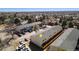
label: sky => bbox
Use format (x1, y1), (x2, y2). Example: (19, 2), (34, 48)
(0, 8), (79, 12)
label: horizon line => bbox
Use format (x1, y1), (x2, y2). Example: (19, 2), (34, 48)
(0, 8), (79, 12)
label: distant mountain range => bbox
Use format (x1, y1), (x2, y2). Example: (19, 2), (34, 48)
(0, 11), (79, 16)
